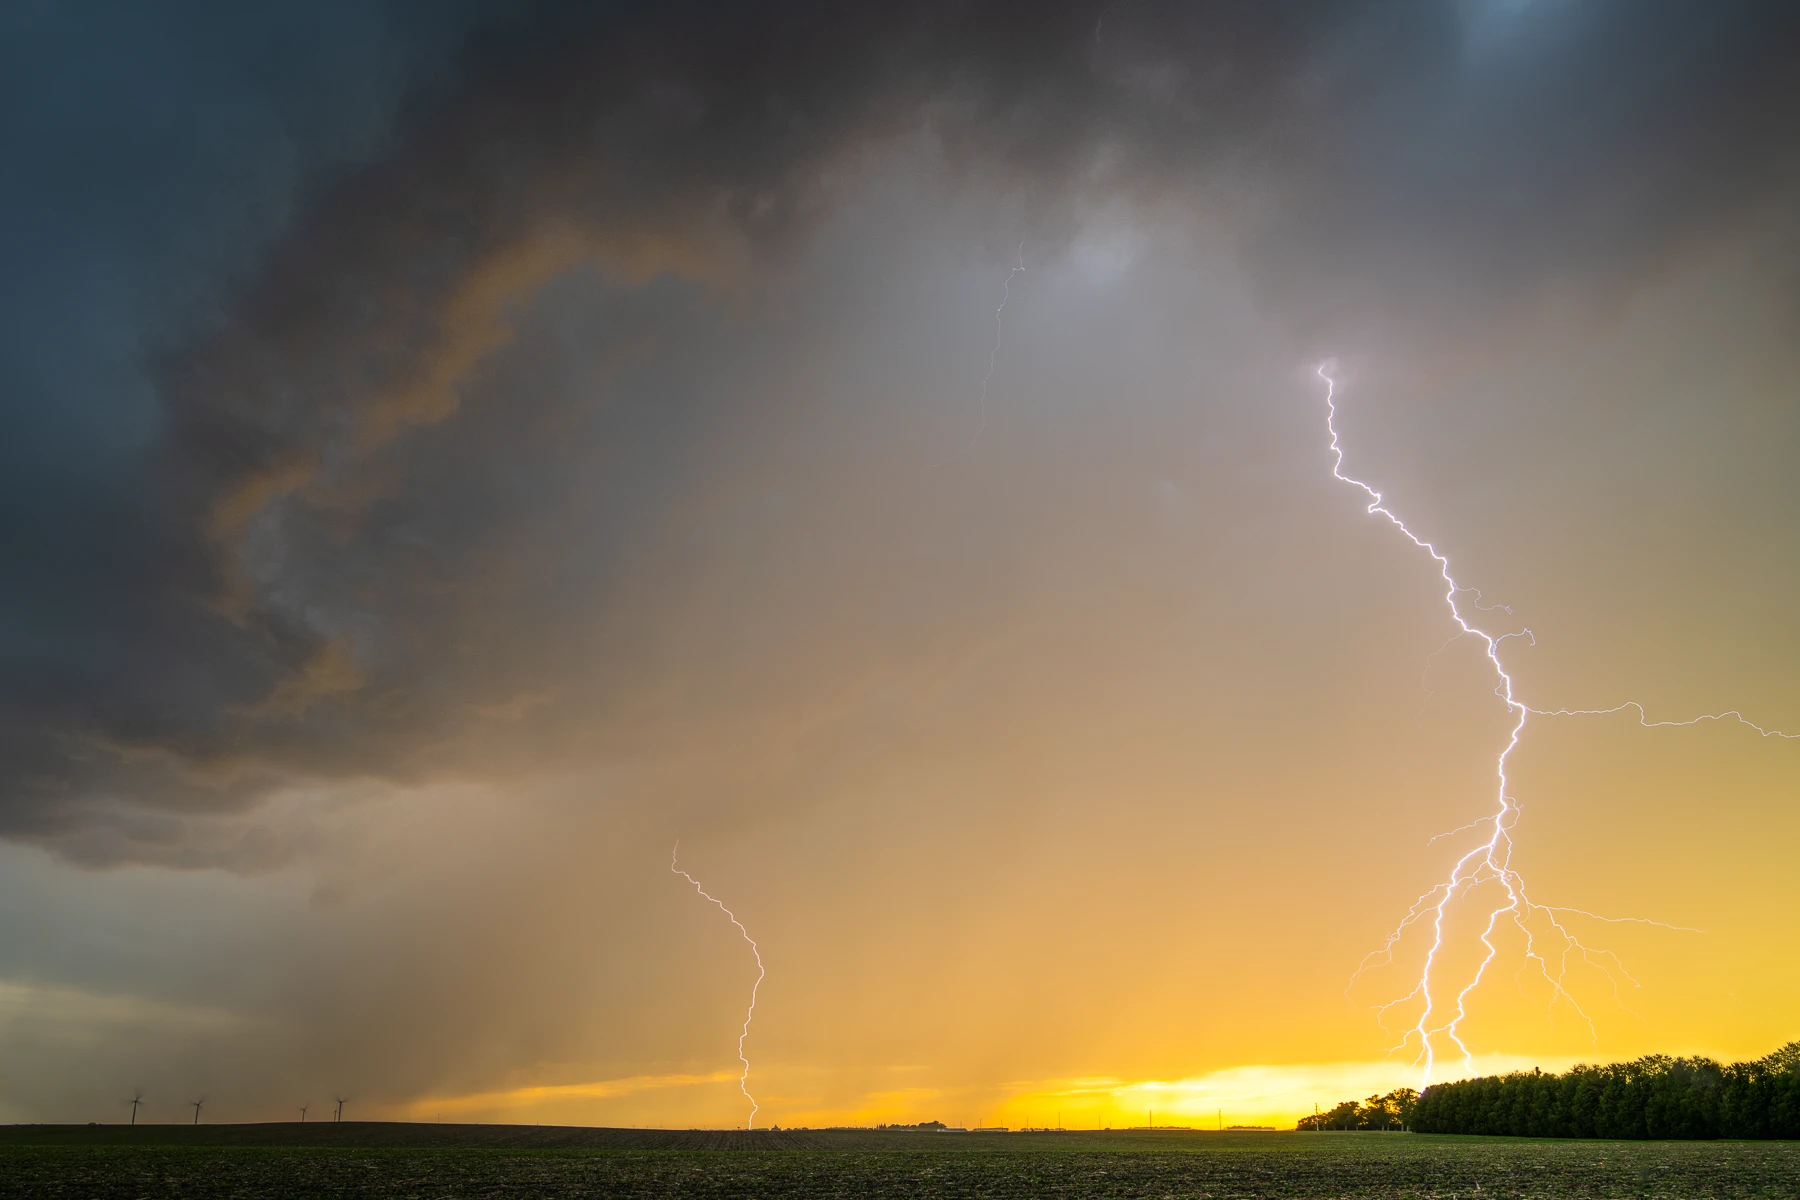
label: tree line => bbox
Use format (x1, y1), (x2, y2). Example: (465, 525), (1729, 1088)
(1295, 1089), (1419, 1131)
(1409, 1042), (1800, 1138)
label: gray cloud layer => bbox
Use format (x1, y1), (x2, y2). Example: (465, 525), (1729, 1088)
(5, 0), (1798, 866)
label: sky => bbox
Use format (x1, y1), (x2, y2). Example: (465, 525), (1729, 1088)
(3, 0), (1798, 1130)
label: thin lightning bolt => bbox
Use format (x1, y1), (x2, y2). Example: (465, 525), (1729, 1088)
(1316, 363), (1792, 1084)
(671, 843), (766, 1128)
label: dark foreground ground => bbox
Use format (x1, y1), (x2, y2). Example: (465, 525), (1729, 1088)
(4, 1123), (1797, 1198)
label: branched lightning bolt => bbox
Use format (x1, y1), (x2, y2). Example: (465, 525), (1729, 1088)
(671, 843), (766, 1128)
(1316, 364), (1792, 1084)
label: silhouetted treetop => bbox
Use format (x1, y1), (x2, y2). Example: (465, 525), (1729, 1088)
(1408, 1042), (1800, 1139)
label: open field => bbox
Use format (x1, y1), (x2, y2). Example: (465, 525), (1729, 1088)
(3, 1124), (1798, 1198)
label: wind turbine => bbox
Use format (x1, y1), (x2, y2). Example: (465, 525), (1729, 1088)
(126, 1093), (143, 1125)
(299, 1105), (308, 1123)
(334, 1097), (346, 1123)
(191, 1098), (204, 1126)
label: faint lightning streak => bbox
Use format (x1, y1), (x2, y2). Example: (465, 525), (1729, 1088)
(1094, 0), (1129, 44)
(671, 843), (766, 1128)
(955, 241), (1026, 458)
(1524, 702), (1797, 739)
(1319, 364), (1792, 1083)
(1539, 907), (1704, 933)
(1426, 816), (1501, 847)
(1415, 631), (1469, 722)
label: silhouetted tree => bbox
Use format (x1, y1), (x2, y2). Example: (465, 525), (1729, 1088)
(1408, 1042), (1800, 1138)
(1295, 1089), (1419, 1131)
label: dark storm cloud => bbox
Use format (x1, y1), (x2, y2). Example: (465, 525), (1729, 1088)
(1204, 0), (1800, 339)
(4, 0), (1797, 865)
(0, 0), (601, 856)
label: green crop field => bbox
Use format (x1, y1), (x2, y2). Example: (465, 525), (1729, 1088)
(3, 1124), (1796, 1198)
